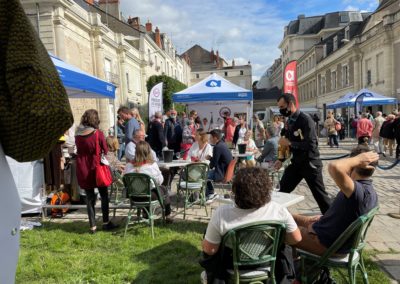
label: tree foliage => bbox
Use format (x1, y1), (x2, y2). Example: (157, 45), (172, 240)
(146, 75), (187, 111)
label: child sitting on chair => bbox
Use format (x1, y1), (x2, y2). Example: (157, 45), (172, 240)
(124, 141), (172, 222)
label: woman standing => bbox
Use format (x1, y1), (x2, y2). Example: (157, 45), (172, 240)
(272, 115), (283, 137)
(324, 113), (339, 148)
(75, 109), (118, 234)
(131, 107), (146, 133)
(186, 129), (213, 162)
(232, 116), (247, 147)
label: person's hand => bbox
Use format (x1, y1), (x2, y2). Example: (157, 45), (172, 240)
(279, 137), (291, 147)
(274, 160), (282, 170)
(356, 152), (379, 169)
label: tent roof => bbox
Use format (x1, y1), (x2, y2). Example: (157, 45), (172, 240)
(327, 89), (397, 109)
(50, 54), (116, 99)
(173, 73), (252, 102)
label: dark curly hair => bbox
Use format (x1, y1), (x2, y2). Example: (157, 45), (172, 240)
(232, 167), (272, 209)
(80, 109), (100, 129)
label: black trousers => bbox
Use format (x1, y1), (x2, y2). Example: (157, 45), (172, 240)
(396, 137), (400, 159)
(280, 161), (331, 214)
(85, 187), (109, 228)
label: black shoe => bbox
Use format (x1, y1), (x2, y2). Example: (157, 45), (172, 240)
(89, 229), (96, 234)
(102, 222), (119, 231)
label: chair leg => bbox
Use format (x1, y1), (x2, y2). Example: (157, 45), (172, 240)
(359, 256), (370, 284)
(124, 209), (132, 237)
(348, 265), (356, 284)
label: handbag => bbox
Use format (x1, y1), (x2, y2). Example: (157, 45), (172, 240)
(95, 131), (113, 187)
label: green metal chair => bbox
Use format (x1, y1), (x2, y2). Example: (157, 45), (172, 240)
(176, 162), (209, 219)
(299, 206), (379, 284)
(122, 173), (165, 238)
(221, 221), (287, 284)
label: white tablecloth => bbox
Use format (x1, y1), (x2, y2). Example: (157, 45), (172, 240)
(216, 192), (304, 208)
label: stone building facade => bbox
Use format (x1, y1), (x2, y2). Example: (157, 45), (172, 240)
(21, 0), (190, 131)
(182, 45), (252, 90)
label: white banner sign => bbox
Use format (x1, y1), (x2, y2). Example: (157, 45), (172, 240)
(148, 82), (163, 119)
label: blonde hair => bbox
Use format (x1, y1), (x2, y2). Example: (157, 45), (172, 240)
(130, 107), (143, 123)
(133, 141), (154, 164)
(106, 136), (119, 152)
(196, 129), (209, 144)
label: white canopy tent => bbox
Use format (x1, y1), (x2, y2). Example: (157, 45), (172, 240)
(173, 73), (253, 129)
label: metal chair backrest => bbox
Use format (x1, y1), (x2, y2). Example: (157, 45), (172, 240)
(123, 173), (158, 203)
(222, 159), (237, 183)
(181, 162), (209, 183)
(318, 206), (379, 264)
(222, 221), (286, 273)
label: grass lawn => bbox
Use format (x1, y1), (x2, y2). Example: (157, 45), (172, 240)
(17, 219), (392, 284)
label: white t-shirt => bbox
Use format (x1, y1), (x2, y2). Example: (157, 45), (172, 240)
(186, 142), (213, 162)
(124, 162), (163, 188)
(205, 201), (297, 245)
(238, 127), (247, 139)
(125, 141), (158, 162)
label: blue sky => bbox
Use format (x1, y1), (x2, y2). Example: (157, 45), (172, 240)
(119, 0), (378, 81)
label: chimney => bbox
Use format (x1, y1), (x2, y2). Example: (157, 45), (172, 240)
(216, 50), (220, 68)
(145, 20), (152, 33)
(86, 0), (94, 4)
(232, 59), (235, 67)
(155, 26), (162, 48)
(98, 0), (121, 20)
(128, 16), (140, 30)
(210, 49), (215, 61)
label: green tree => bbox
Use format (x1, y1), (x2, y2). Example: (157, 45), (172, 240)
(146, 75), (187, 112)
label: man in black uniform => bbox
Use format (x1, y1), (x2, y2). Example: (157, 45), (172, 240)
(274, 93), (331, 214)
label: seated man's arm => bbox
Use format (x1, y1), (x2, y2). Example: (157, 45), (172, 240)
(202, 239), (220, 256)
(285, 228), (302, 245)
(328, 151), (379, 198)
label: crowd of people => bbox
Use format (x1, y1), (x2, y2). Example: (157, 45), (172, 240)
(325, 109), (400, 159)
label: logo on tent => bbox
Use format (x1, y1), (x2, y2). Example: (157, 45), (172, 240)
(206, 80), (221, 87)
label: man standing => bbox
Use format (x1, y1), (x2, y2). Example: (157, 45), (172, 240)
(116, 116), (125, 161)
(357, 113), (373, 144)
(164, 109), (182, 157)
(146, 111), (165, 159)
(275, 93), (331, 214)
(206, 129), (233, 201)
(372, 111), (385, 154)
(117, 106), (140, 145)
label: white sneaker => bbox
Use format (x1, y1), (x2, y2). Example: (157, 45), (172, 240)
(200, 271), (207, 284)
(206, 194), (218, 204)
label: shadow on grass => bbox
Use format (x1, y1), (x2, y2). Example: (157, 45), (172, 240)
(37, 217), (207, 237)
(131, 240), (202, 284)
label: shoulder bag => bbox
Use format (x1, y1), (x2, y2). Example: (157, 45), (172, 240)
(95, 131), (113, 187)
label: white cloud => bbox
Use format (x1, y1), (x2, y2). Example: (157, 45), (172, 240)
(119, 0), (286, 79)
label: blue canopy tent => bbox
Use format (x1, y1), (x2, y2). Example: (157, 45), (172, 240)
(327, 89), (397, 109)
(50, 54), (116, 99)
(173, 73), (253, 129)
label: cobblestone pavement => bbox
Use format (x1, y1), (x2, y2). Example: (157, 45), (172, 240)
(175, 138), (400, 282)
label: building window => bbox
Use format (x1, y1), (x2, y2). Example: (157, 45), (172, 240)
(345, 27), (350, 40)
(331, 71), (337, 90)
(321, 76), (326, 94)
(196, 73), (199, 79)
(376, 52), (384, 83)
(104, 58), (112, 82)
(126, 72), (131, 91)
(333, 36), (338, 51)
(342, 65), (349, 87)
(367, 70), (372, 85)
(240, 70), (244, 75)
(323, 44), (327, 58)
(224, 71), (228, 76)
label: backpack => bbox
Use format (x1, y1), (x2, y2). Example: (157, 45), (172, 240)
(50, 192), (70, 218)
(314, 267), (337, 284)
(335, 122), (342, 131)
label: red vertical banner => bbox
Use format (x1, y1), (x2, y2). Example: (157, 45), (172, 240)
(283, 60), (299, 108)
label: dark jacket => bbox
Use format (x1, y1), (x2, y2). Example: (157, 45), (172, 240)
(164, 118), (182, 153)
(232, 125), (241, 146)
(379, 120), (395, 139)
(393, 118), (400, 141)
(146, 119), (165, 156)
(210, 140), (233, 181)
